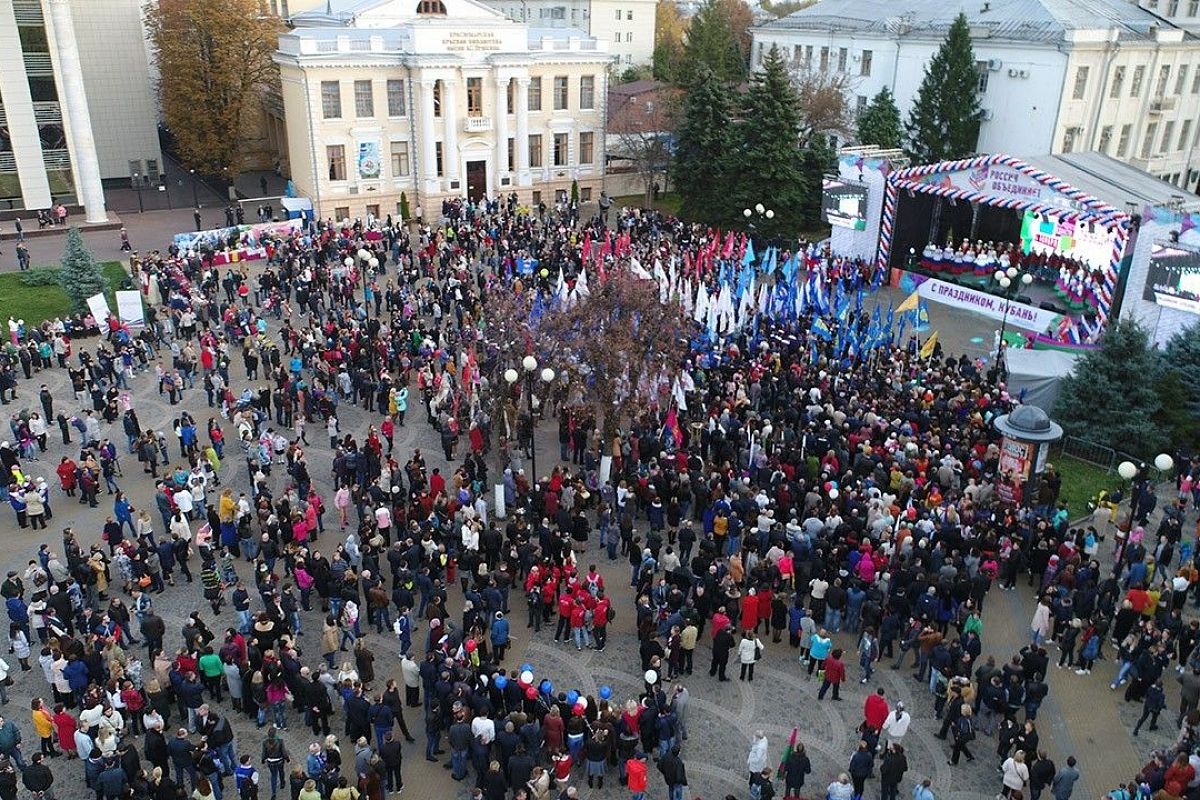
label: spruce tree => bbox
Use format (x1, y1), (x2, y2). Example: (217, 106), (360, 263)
(58, 227), (108, 313)
(1054, 321), (1166, 454)
(681, 0), (746, 85)
(673, 65), (733, 225)
(857, 87), (903, 149)
(904, 13), (981, 163)
(734, 45), (806, 235)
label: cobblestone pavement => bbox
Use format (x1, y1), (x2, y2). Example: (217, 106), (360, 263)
(0, 256), (1163, 800)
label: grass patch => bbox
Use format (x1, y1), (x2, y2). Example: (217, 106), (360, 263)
(1055, 453), (1119, 521)
(0, 261), (130, 326)
(614, 192), (682, 215)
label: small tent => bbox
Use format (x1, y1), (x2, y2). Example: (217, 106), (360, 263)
(1002, 349), (1080, 410)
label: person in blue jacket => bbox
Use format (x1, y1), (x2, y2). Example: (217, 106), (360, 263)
(490, 612), (510, 662)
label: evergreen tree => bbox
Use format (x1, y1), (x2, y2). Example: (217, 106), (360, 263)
(733, 45), (807, 235)
(904, 13), (981, 163)
(681, 0), (746, 85)
(673, 65), (733, 225)
(1054, 321), (1166, 455)
(857, 87), (902, 149)
(58, 227), (108, 313)
(1163, 319), (1200, 412)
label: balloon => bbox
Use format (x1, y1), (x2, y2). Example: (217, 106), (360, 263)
(521, 663), (534, 674)
(644, 669), (658, 684)
(573, 703), (585, 716)
(829, 488), (840, 499)
(539, 269), (549, 278)
(540, 680), (553, 695)
(566, 690), (579, 705)
(495, 675), (508, 689)
(823, 481), (832, 492)
(525, 686), (537, 700)
(519, 670), (533, 685)
(577, 696), (588, 709)
(599, 686), (613, 700)
(465, 639), (476, 652)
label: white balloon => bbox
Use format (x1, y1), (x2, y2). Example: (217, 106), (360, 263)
(828, 488), (839, 499)
(1155, 453), (1175, 472)
(519, 670), (533, 684)
(577, 696), (588, 709)
(644, 670), (658, 684)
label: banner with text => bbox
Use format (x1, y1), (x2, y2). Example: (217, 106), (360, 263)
(914, 275), (1063, 332)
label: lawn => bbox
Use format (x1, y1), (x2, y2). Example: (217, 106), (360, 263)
(0, 261), (130, 326)
(1054, 453), (1119, 522)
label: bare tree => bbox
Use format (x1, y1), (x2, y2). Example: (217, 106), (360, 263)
(609, 86), (681, 205)
(788, 62), (856, 146)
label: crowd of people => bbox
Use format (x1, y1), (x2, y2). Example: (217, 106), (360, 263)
(0, 193), (1190, 800)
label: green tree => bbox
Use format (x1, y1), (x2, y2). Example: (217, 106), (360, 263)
(58, 227), (108, 313)
(904, 13), (981, 163)
(399, 191), (411, 221)
(732, 46), (807, 235)
(652, 0), (687, 83)
(681, 0), (748, 85)
(857, 87), (903, 149)
(1054, 321), (1166, 455)
(1163, 319), (1200, 413)
(673, 65), (733, 225)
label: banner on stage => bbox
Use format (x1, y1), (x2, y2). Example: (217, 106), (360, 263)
(912, 274), (1062, 332)
(86, 292), (111, 324)
(116, 290), (145, 328)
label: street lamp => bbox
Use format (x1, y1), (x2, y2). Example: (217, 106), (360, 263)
(994, 267), (1033, 349)
(506, 355), (555, 483)
(189, 168), (199, 207)
(131, 172), (144, 213)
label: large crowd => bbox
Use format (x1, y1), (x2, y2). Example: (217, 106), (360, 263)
(0, 194), (1195, 800)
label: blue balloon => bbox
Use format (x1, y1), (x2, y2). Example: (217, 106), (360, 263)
(521, 663), (534, 674)
(566, 690), (580, 705)
(599, 686), (613, 700)
(494, 675), (508, 689)
(540, 680), (553, 695)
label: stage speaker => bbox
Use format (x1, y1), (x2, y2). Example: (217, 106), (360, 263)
(1038, 301), (1066, 314)
(1016, 295), (1033, 305)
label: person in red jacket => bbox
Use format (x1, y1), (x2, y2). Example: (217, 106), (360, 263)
(741, 588), (759, 633)
(756, 587), (773, 636)
(819, 648), (847, 701)
(554, 591), (574, 643)
(570, 598), (589, 650)
(626, 751), (649, 800)
(863, 687), (890, 733)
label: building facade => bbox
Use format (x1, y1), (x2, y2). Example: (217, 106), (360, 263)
(751, 0), (1200, 192)
(0, 0), (160, 220)
(276, 0), (612, 222)
(481, 0), (657, 66)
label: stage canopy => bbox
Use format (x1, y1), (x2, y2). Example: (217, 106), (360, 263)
(1002, 348), (1081, 410)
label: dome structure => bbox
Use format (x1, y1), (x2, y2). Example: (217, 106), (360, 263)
(993, 404), (1063, 442)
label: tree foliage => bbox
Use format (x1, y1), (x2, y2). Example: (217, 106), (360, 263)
(681, 0), (751, 85)
(904, 13), (981, 163)
(673, 65), (733, 226)
(857, 87), (903, 149)
(653, 0), (687, 83)
(58, 227), (108, 314)
(146, 0), (281, 177)
(760, 0), (817, 16)
(1054, 321), (1167, 455)
(612, 87), (679, 206)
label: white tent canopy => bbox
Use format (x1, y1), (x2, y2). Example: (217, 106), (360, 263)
(1002, 349), (1081, 411)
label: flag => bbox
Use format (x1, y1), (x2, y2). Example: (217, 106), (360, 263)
(919, 330), (939, 359)
(664, 407), (683, 447)
(896, 290), (919, 314)
(811, 317), (833, 341)
(916, 298), (931, 331)
(779, 728), (799, 775)
(742, 237), (756, 267)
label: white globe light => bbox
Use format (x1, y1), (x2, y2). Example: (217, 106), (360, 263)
(994, 270), (1005, 282)
(1117, 460), (1138, 480)
(743, 208), (752, 218)
(755, 203), (765, 214)
(541, 367), (555, 383)
(1021, 273), (1033, 285)
(765, 209), (775, 219)
(1155, 453), (1175, 472)
(504, 368), (519, 384)
(999, 277), (1011, 289)
(522, 355), (538, 372)
(1006, 266), (1018, 279)
(343, 257), (354, 267)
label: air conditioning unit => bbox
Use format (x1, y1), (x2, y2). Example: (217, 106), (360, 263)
(980, 109), (995, 120)
(1008, 68), (1019, 77)
(987, 58), (1002, 71)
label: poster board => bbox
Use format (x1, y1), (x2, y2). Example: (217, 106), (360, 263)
(86, 292), (111, 324)
(115, 290), (145, 328)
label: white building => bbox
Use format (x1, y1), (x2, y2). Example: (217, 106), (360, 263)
(461, 0), (656, 66)
(752, 0), (1200, 192)
(275, 0), (613, 221)
(0, 0), (160, 221)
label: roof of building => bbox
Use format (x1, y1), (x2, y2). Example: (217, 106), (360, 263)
(757, 0), (1187, 43)
(607, 81), (681, 133)
(1020, 152), (1200, 211)
(609, 79), (667, 97)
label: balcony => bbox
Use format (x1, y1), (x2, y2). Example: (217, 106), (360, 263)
(33, 102), (60, 124)
(463, 116), (493, 132)
(1150, 96), (1178, 114)
(23, 52), (53, 77)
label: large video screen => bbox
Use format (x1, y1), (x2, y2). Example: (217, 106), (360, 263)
(822, 179), (868, 230)
(1143, 243), (1200, 315)
(1019, 210), (1113, 268)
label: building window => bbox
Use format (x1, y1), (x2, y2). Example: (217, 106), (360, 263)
(434, 141), (444, 176)
(1110, 66), (1124, 98)
(1072, 66), (1088, 99)
(580, 76), (595, 109)
(416, 0), (447, 13)
(1117, 123), (1132, 156)
(467, 77), (483, 117)
(529, 134), (543, 167)
(528, 77), (542, 111)
(804, 45), (813, 66)
(1157, 65), (1171, 97)
(506, 79), (515, 114)
(615, 8), (621, 18)
(1178, 65), (1190, 94)
(819, 47), (828, 71)
(1062, 127), (1078, 153)
(856, 95), (867, 115)
(1169, 0), (1180, 13)
(627, 31), (633, 42)
(354, 80), (374, 117)
(553, 133), (568, 166)
(837, 47), (847, 72)
(1182, 120), (1193, 150)
(327, 145), (346, 181)
(1193, 69), (1200, 93)
(860, 49), (872, 76)
(553, 76), (568, 110)
(334, 206), (350, 221)
(321, 81), (342, 119)
(1163, 120), (1176, 151)
(581, 187), (592, 201)
(1191, 0), (1199, 14)
(1099, 125), (1113, 153)
(1131, 65), (1145, 97)
(793, 44), (801, 61)
(433, 80), (442, 117)
(507, 138), (515, 170)
(386, 79), (406, 116)
(976, 62), (989, 93)
(579, 131), (594, 164)
(627, 9), (632, 19)
(366, 204), (380, 219)
(390, 141), (410, 177)
(1141, 122), (1158, 158)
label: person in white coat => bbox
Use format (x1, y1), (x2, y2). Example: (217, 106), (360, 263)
(747, 730), (769, 783)
(738, 632), (763, 682)
(1002, 750), (1030, 798)
(881, 701), (912, 746)
(1030, 599), (1051, 646)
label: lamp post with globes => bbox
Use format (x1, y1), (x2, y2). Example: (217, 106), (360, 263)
(742, 203), (775, 243)
(505, 355), (555, 484)
(994, 266), (1033, 350)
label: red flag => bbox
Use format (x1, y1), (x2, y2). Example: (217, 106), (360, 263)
(665, 407), (682, 447)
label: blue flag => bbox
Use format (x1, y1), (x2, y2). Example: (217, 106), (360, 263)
(742, 239), (756, 267)
(916, 298), (931, 331)
(811, 317), (833, 341)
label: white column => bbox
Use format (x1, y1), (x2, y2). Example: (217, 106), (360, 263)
(515, 78), (530, 184)
(0, 2), (51, 210)
(495, 77), (509, 182)
(46, 0), (106, 222)
(418, 79), (438, 191)
(442, 79), (459, 184)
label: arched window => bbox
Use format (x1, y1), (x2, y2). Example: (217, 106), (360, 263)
(417, 0), (447, 14)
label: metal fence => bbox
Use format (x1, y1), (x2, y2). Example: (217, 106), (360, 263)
(1052, 435), (1170, 481)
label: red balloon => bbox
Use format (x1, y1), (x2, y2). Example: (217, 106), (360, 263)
(823, 481), (832, 492)
(465, 639), (477, 652)
(573, 704), (585, 716)
(525, 686), (538, 700)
